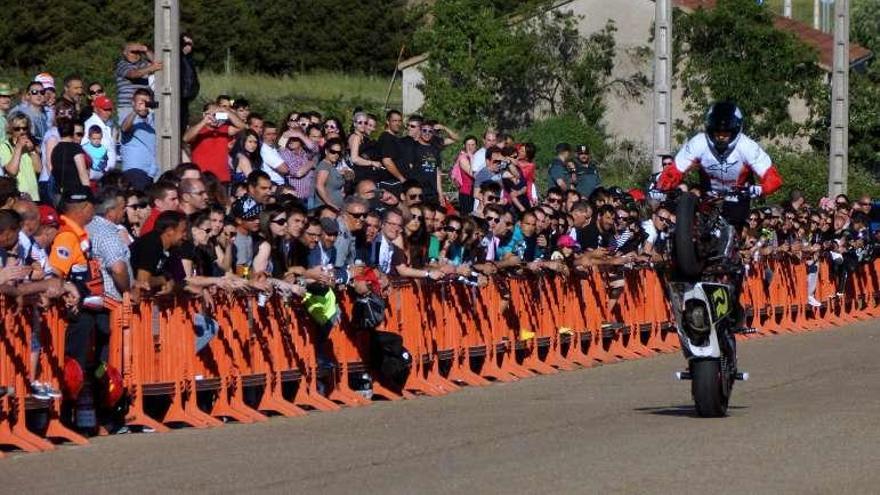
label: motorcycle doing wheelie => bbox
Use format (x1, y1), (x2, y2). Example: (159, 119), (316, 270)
(667, 189), (752, 417)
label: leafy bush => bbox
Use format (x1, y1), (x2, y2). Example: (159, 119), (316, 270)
(769, 147), (880, 202)
(516, 113), (605, 191)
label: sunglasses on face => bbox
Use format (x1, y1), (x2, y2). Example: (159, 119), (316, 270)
(408, 124), (420, 128)
(486, 216), (501, 224)
(324, 124), (337, 130)
(420, 128), (434, 133)
(547, 198), (561, 204)
(271, 218), (287, 226)
(326, 148), (342, 154)
(29, 89), (46, 95)
(407, 193), (423, 200)
(12, 126), (28, 132)
(485, 195), (499, 202)
(444, 225), (461, 233)
(74, 132), (84, 137)
(347, 211), (367, 219)
(355, 120), (366, 125)
(410, 214), (423, 220)
(89, 89), (104, 96)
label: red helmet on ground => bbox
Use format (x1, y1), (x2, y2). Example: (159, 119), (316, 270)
(99, 364), (124, 408)
(62, 357), (84, 400)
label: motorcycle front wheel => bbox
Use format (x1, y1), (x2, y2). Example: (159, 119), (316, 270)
(691, 358), (729, 417)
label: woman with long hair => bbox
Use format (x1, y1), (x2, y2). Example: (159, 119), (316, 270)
(229, 129), (262, 182)
(517, 142), (538, 204)
(323, 117), (345, 141)
(123, 189), (150, 240)
(452, 135), (478, 215)
(399, 204), (430, 268)
(252, 205), (289, 278)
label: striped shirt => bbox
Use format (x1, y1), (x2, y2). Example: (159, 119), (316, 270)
(115, 57), (151, 108)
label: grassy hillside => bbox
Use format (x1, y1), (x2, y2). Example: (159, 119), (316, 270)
(196, 70), (402, 125)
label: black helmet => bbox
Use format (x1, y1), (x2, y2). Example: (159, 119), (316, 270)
(705, 101), (743, 154)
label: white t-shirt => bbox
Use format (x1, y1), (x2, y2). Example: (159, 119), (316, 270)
(471, 147), (488, 176)
(260, 143), (287, 185)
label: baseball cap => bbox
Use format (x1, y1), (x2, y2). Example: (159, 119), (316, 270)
(34, 72), (55, 90)
(93, 95), (114, 110)
(575, 144), (590, 154)
(61, 186), (96, 205)
(0, 82), (15, 97)
(39, 205), (59, 227)
(231, 196), (263, 220)
(319, 217), (339, 236)
(556, 234), (580, 249)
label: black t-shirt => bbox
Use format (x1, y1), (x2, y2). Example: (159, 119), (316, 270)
(396, 136), (418, 172)
(407, 141), (442, 200)
(51, 141), (87, 195)
(287, 238), (311, 269)
(359, 131), (399, 184)
(577, 223), (614, 251)
(130, 231), (169, 278)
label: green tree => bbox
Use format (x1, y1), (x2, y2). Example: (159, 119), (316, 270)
(415, 1), (635, 131)
(847, 0), (880, 173)
(671, 0), (823, 140)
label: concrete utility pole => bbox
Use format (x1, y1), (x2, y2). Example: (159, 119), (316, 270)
(784, 0), (793, 17)
(813, 0), (821, 29)
(154, 0), (180, 173)
(653, 0), (673, 173)
(828, 0), (849, 196)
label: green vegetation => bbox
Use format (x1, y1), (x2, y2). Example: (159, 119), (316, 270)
(672, 0), (824, 141)
(763, 0), (821, 25)
(414, 0), (646, 132)
(196, 70), (401, 125)
(0, 0), (421, 76)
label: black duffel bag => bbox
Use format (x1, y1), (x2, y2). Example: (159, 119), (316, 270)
(369, 331), (412, 390)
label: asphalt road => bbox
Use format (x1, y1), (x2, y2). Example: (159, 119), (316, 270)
(3, 321), (880, 495)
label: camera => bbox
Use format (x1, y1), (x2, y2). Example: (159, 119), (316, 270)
(146, 100), (159, 109)
(214, 112), (228, 121)
(498, 160), (510, 169)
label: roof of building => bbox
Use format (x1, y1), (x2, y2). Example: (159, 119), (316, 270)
(673, 0), (872, 69)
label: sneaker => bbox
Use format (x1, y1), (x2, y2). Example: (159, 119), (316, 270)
(808, 296), (822, 308)
(40, 381), (62, 399)
(29, 381), (51, 401)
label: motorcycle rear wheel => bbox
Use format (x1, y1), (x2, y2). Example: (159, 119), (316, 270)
(691, 358), (729, 417)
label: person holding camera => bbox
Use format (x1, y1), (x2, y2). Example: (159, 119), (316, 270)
(1, 114), (42, 201)
(120, 89), (159, 191)
(183, 102), (246, 184)
(115, 42), (163, 123)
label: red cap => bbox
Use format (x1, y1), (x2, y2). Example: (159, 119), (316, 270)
(353, 267), (381, 294)
(93, 95), (113, 110)
(628, 188), (646, 202)
(39, 205), (59, 226)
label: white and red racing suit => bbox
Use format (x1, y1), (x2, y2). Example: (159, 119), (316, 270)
(657, 132), (783, 197)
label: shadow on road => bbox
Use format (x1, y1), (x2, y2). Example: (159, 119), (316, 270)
(633, 404), (748, 418)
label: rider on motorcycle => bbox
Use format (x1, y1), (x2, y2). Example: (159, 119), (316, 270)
(656, 101), (783, 226)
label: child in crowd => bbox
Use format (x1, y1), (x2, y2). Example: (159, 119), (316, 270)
(82, 125), (109, 183)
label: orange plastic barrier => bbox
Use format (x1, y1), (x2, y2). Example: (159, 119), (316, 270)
(2, 257), (879, 455)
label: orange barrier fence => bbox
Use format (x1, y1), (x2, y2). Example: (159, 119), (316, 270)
(2, 257), (879, 454)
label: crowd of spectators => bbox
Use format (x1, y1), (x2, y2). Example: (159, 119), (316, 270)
(0, 39), (877, 432)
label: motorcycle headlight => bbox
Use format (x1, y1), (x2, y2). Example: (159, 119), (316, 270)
(684, 301), (710, 333)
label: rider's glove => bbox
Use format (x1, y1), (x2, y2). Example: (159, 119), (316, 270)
(748, 185), (763, 199)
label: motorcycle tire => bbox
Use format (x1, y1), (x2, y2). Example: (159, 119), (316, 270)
(691, 358), (729, 417)
(674, 192), (703, 279)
